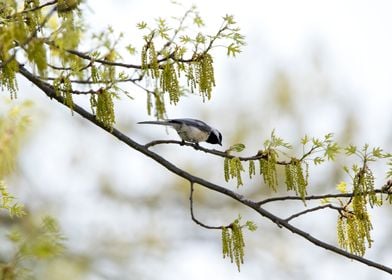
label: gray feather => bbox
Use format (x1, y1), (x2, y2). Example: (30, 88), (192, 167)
(137, 120), (172, 126)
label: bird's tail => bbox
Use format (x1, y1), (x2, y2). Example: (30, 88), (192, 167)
(137, 120), (171, 126)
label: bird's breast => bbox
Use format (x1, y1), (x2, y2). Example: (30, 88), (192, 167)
(175, 125), (209, 142)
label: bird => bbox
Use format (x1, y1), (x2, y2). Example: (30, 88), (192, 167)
(138, 118), (222, 146)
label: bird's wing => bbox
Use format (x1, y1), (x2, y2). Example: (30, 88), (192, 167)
(167, 118), (211, 133)
(137, 120), (172, 126)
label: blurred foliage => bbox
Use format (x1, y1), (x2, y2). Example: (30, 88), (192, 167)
(0, 181), (25, 218)
(1, 216), (66, 280)
(0, 100), (31, 178)
(0, 101), (70, 279)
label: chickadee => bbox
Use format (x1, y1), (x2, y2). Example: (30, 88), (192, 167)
(138, 118), (222, 146)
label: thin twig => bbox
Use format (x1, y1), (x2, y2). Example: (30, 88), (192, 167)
(39, 75), (142, 84)
(189, 182), (224, 230)
(257, 189), (388, 206)
(284, 204), (343, 222)
(18, 0), (57, 14)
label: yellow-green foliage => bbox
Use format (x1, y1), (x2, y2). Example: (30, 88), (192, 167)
(195, 53), (215, 101)
(0, 59), (19, 99)
(141, 41), (159, 79)
(0, 101), (31, 177)
(284, 159), (309, 200)
(0, 181), (25, 218)
(1, 216), (65, 279)
(222, 219), (245, 272)
(90, 64), (100, 83)
(337, 211), (373, 256)
(224, 157), (244, 187)
(353, 166), (377, 207)
(55, 12), (81, 49)
(57, 0), (80, 13)
(53, 76), (74, 111)
(154, 90), (166, 120)
(90, 89), (115, 129)
(27, 38), (47, 76)
(259, 150), (278, 191)
(160, 62), (180, 104)
(186, 54), (216, 101)
(248, 160), (256, 179)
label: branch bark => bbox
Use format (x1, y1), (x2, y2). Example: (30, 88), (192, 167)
(17, 64), (392, 275)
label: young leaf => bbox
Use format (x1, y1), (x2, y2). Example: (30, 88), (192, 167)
(227, 143), (246, 153)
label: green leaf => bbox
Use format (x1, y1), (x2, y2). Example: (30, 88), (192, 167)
(195, 32), (206, 44)
(245, 220), (257, 231)
(300, 134), (309, 145)
(180, 35), (191, 43)
(372, 147), (384, 158)
(193, 15), (204, 27)
(345, 144), (357, 155)
(324, 142), (340, 160)
(313, 157), (324, 165)
(227, 143), (246, 153)
(223, 14), (235, 24)
(227, 43), (241, 57)
(324, 133), (334, 141)
(312, 138), (323, 148)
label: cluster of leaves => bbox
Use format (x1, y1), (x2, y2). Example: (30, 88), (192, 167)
(140, 10), (244, 118)
(222, 132), (334, 199)
(221, 216), (257, 271)
(0, 100), (66, 279)
(1, 1), (244, 130)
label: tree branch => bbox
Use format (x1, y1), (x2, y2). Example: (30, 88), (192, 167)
(18, 0), (58, 14)
(144, 139), (290, 164)
(17, 64), (392, 275)
(257, 189), (389, 206)
(284, 204), (343, 222)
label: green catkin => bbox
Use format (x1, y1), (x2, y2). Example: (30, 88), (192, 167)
(224, 158), (230, 182)
(249, 160), (255, 179)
